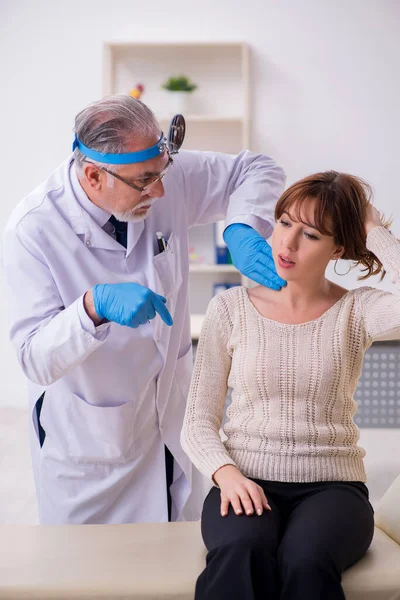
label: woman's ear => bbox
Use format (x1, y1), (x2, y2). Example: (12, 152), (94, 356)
(331, 246), (345, 261)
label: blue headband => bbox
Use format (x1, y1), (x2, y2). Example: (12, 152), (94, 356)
(72, 132), (167, 165)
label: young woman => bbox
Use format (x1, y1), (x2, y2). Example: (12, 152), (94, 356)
(181, 170), (398, 600)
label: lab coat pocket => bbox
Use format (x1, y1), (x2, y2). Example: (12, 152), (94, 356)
(66, 394), (135, 466)
(153, 232), (183, 314)
(152, 232), (183, 344)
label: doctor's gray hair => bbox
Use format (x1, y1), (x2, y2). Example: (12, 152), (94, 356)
(73, 95), (161, 178)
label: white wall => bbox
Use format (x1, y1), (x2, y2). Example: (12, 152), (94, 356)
(1, 0), (399, 407)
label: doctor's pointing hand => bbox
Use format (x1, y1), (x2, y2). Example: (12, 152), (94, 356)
(84, 283), (174, 328)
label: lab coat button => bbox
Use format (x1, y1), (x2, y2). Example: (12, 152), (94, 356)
(85, 239), (91, 247)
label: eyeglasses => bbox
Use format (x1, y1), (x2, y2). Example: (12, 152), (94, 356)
(84, 154), (173, 194)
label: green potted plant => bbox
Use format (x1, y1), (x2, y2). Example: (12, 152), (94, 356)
(161, 75), (198, 114)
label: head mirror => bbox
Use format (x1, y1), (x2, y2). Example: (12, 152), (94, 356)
(167, 114), (186, 154)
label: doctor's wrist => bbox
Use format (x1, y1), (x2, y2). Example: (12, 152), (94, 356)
(83, 289), (104, 327)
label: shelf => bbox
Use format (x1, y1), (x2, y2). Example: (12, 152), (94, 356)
(105, 41), (247, 50)
(103, 42), (250, 136)
(189, 264), (239, 273)
(190, 314), (205, 340)
(158, 115), (245, 123)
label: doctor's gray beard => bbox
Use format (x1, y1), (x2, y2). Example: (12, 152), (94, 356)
(113, 197), (159, 223)
(113, 210), (147, 223)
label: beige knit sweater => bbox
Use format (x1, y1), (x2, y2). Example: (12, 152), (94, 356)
(181, 226), (400, 483)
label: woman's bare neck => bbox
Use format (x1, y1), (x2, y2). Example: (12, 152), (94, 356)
(247, 280), (349, 323)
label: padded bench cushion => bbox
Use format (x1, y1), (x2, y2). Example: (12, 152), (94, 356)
(0, 522), (204, 599)
(375, 474), (400, 546)
(0, 522), (399, 599)
(342, 528), (400, 600)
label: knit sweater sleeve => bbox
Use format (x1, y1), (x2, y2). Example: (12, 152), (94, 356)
(180, 294), (237, 480)
(356, 226), (400, 342)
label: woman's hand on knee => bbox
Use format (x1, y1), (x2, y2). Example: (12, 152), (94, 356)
(213, 465), (272, 517)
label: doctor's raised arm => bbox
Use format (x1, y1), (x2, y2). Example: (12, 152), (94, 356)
(2, 95), (285, 526)
(175, 148), (287, 290)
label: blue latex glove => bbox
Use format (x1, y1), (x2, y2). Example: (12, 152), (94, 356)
(93, 282), (173, 328)
(224, 224), (286, 290)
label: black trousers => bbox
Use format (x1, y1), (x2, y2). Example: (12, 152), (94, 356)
(196, 479), (374, 600)
(36, 395), (174, 521)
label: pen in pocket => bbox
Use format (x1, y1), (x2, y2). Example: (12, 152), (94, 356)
(156, 231), (167, 253)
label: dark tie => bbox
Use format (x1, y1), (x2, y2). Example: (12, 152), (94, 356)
(108, 215), (128, 248)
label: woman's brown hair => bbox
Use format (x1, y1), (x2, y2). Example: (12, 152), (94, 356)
(274, 171), (391, 280)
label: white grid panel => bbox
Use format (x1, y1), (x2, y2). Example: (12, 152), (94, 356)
(354, 342), (400, 428)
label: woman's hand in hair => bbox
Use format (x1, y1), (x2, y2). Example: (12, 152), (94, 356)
(212, 464), (272, 517)
(365, 203), (383, 235)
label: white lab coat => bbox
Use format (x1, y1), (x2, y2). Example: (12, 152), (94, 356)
(3, 149), (285, 524)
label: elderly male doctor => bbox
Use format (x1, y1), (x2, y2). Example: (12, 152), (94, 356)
(3, 95), (286, 525)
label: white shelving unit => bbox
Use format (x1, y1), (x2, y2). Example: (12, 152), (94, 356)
(103, 41), (251, 339)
